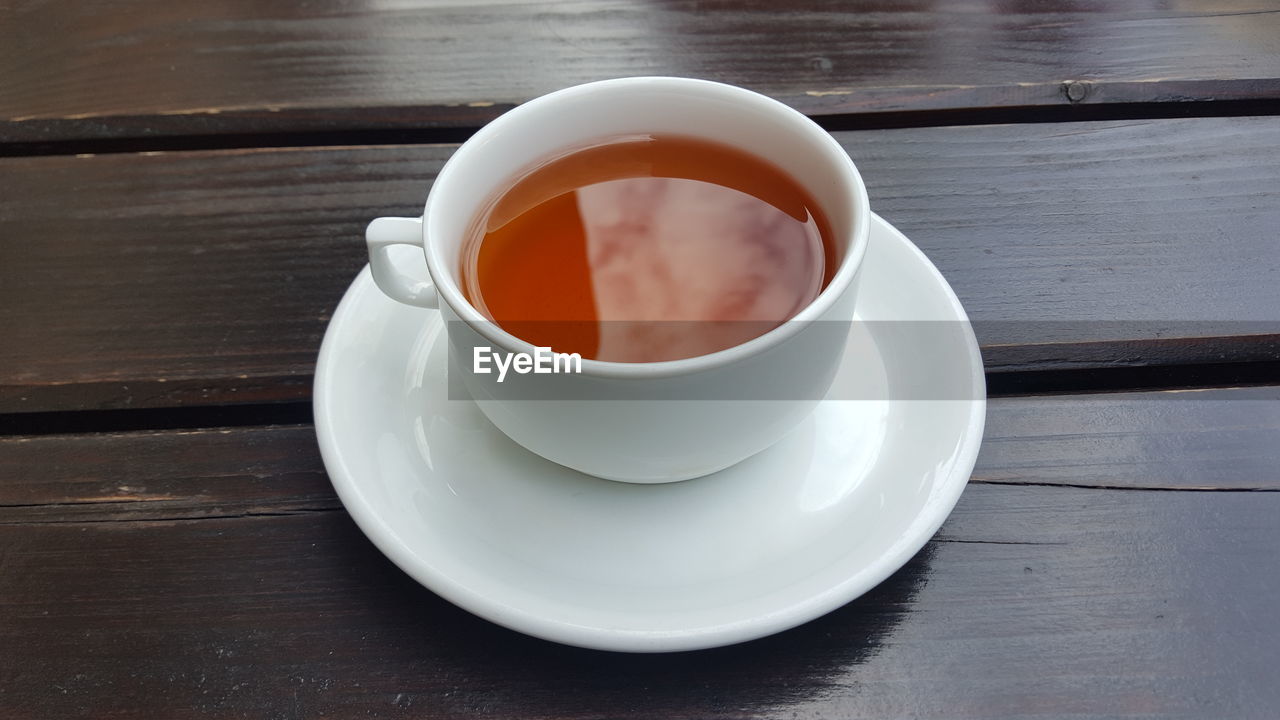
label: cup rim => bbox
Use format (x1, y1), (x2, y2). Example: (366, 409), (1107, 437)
(422, 76), (870, 380)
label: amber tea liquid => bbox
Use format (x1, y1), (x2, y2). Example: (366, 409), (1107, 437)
(460, 135), (837, 362)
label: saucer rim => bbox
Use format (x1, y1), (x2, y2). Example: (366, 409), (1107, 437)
(314, 212), (986, 652)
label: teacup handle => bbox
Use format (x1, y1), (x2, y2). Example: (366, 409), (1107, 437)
(365, 216), (439, 309)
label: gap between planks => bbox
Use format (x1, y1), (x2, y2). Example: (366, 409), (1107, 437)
(4, 93), (1280, 159)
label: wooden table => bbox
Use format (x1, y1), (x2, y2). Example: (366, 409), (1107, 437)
(3, 2), (1279, 716)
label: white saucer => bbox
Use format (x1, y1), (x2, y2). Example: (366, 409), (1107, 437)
(314, 213), (985, 653)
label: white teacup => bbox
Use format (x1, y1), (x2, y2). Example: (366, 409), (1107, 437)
(366, 77), (870, 483)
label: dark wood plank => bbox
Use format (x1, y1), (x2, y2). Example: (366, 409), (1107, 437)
(2, 387), (1276, 526)
(1, 435), (1277, 717)
(3, 1), (1280, 144)
(977, 386), (1280, 490)
(0, 425), (332, 519)
(2, 117), (1279, 412)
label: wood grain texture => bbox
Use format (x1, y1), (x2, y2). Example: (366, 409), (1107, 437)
(2, 1), (1280, 143)
(2, 387), (1276, 522)
(0, 425), (331, 520)
(976, 386), (1280, 490)
(1, 417), (1277, 717)
(2, 117), (1278, 412)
